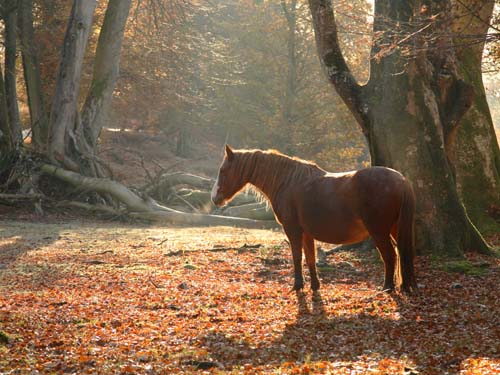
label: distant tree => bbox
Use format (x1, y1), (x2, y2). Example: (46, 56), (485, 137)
(200, 0), (370, 170)
(0, 0), (276, 227)
(0, 60), (13, 155)
(3, 0), (22, 145)
(19, 0), (50, 150)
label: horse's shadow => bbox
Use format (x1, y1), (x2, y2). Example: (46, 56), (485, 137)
(200, 289), (499, 374)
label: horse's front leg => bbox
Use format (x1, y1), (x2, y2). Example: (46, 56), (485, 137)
(285, 229), (304, 291)
(303, 233), (320, 291)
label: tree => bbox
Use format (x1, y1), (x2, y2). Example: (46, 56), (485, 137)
(451, 1), (500, 234)
(47, 0), (97, 170)
(43, 0), (132, 177)
(19, 0), (50, 151)
(80, 0), (132, 150)
(3, 0), (22, 145)
(0, 61), (13, 154)
(201, 0), (369, 170)
(0, 0), (278, 228)
(307, 0), (498, 255)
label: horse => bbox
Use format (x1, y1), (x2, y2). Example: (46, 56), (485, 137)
(211, 145), (417, 293)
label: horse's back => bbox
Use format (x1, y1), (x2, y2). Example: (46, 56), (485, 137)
(350, 166), (407, 207)
(294, 166), (406, 244)
(348, 167), (407, 232)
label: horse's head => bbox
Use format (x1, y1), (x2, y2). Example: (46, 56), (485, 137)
(211, 145), (246, 207)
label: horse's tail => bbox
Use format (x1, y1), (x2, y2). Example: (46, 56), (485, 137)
(397, 178), (417, 293)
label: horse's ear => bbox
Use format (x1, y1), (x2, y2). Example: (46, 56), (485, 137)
(225, 144), (234, 161)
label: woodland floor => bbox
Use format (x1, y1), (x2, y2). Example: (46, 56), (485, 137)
(0, 218), (499, 375)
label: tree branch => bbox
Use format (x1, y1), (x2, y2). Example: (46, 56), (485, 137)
(308, 0), (369, 133)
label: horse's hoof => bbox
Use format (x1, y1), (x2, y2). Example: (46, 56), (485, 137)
(401, 284), (416, 295)
(292, 282), (304, 291)
(311, 281), (320, 291)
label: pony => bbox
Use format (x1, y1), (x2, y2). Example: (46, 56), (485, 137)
(211, 145), (417, 293)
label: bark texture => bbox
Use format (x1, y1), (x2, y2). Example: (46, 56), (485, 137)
(19, 0), (49, 150)
(80, 0), (132, 149)
(4, 0), (22, 145)
(48, 0), (97, 168)
(0, 61), (13, 153)
(451, 0), (500, 234)
(281, 0), (298, 131)
(308, 0), (492, 255)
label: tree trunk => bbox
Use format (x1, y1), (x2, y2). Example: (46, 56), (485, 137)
(451, 0), (500, 235)
(4, 0), (22, 145)
(222, 202), (275, 221)
(0, 61), (14, 154)
(18, 0), (49, 151)
(80, 0), (132, 149)
(176, 127), (189, 157)
(308, 0), (491, 256)
(48, 0), (96, 168)
(281, 0), (298, 134)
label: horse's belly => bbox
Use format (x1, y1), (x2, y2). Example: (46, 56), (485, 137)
(312, 222), (369, 244)
(301, 211), (369, 245)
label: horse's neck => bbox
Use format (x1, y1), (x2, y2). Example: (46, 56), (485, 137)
(245, 154), (309, 201)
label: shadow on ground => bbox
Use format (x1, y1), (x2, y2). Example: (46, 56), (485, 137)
(202, 271), (500, 374)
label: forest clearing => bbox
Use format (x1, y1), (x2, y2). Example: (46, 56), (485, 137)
(1, 0), (500, 374)
(0, 219), (499, 374)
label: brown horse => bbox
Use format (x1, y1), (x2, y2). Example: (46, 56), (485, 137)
(211, 145), (417, 293)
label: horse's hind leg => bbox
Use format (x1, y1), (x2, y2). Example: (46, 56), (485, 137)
(302, 233), (320, 291)
(372, 235), (397, 292)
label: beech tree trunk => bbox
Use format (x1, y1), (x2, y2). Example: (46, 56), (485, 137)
(18, 0), (49, 151)
(451, 0), (500, 234)
(281, 0), (298, 132)
(80, 0), (132, 149)
(48, 0), (96, 169)
(4, 0), (22, 145)
(308, 0), (492, 256)
(0, 61), (13, 153)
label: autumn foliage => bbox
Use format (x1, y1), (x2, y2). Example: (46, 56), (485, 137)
(0, 219), (499, 374)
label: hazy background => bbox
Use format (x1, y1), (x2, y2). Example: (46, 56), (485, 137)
(21, 0), (500, 182)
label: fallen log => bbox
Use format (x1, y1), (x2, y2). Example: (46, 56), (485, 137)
(129, 211), (278, 229)
(175, 189), (214, 211)
(145, 172), (213, 195)
(225, 192), (259, 207)
(0, 193), (43, 200)
(165, 188), (261, 213)
(222, 202), (274, 221)
(41, 164), (279, 229)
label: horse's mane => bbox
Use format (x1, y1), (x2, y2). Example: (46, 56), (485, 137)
(234, 149), (325, 201)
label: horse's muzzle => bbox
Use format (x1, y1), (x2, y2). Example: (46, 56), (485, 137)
(211, 195), (221, 206)
(211, 194), (226, 207)
(211, 180), (225, 207)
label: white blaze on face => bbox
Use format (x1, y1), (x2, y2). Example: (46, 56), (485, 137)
(211, 175), (220, 202)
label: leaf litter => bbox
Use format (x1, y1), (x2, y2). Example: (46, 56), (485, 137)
(0, 219), (499, 374)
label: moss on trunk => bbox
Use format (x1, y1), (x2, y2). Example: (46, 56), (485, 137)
(365, 46), (491, 256)
(454, 51), (500, 235)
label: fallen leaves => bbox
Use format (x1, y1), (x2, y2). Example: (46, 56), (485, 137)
(0, 219), (499, 374)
